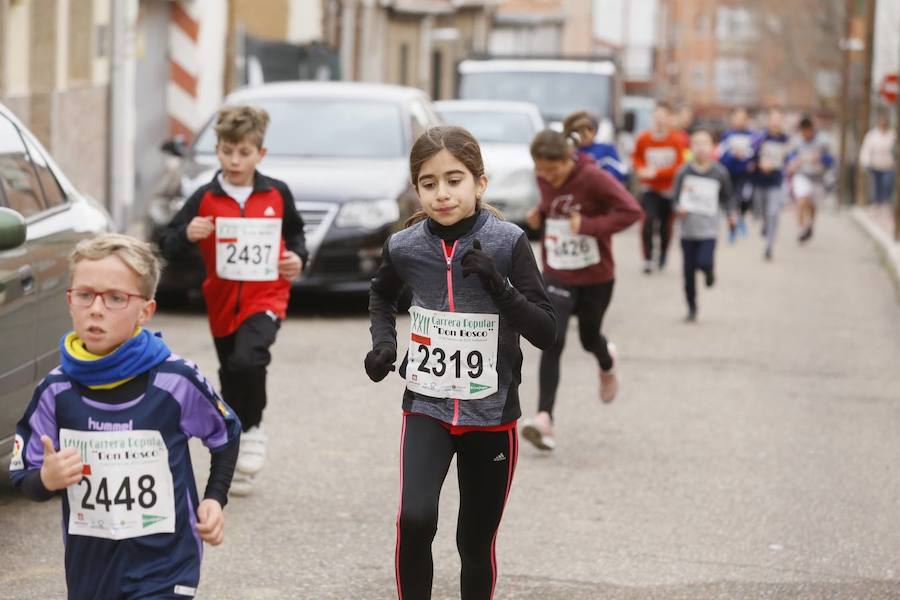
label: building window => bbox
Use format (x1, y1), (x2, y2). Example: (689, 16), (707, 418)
(715, 7), (757, 42)
(399, 43), (409, 86)
(696, 14), (709, 34)
(715, 57), (756, 104)
(431, 49), (443, 99)
(691, 62), (707, 87)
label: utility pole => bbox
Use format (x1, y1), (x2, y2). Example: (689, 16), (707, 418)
(857, 0), (877, 206)
(895, 12), (900, 241)
(837, 0), (853, 206)
(108, 0), (137, 232)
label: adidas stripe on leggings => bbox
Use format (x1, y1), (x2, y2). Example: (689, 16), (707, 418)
(396, 414), (518, 600)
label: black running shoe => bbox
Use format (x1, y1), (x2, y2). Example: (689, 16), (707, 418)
(704, 269), (715, 288)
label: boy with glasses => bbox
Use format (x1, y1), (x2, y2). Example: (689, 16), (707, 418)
(10, 233), (240, 599)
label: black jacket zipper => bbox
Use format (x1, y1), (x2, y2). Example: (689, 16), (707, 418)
(234, 202), (245, 315)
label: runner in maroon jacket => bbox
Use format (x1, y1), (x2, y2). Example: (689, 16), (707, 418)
(522, 129), (643, 451)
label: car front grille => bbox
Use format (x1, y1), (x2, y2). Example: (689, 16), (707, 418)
(314, 253), (361, 275)
(298, 203), (336, 236)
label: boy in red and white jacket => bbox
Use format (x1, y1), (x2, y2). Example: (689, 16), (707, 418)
(162, 105), (307, 495)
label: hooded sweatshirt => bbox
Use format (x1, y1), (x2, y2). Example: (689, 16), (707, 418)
(535, 154), (643, 287)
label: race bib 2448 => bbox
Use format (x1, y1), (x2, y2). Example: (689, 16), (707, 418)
(61, 429), (176, 541)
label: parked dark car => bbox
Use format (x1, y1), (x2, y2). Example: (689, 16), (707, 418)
(0, 103), (113, 463)
(146, 82), (443, 297)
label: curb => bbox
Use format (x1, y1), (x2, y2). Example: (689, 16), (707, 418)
(851, 207), (900, 296)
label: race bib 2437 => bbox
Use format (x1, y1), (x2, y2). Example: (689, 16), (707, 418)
(215, 217), (281, 281)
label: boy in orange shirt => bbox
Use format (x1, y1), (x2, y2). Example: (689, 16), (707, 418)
(632, 101), (687, 274)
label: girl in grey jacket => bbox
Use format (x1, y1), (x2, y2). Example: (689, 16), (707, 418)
(366, 126), (556, 600)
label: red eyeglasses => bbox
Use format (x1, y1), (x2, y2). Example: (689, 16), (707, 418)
(66, 288), (148, 311)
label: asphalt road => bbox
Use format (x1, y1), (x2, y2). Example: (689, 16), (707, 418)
(2, 209), (900, 599)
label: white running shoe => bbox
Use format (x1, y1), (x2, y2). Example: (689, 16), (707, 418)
(521, 412), (555, 451)
(230, 471), (255, 497)
(237, 425), (268, 474)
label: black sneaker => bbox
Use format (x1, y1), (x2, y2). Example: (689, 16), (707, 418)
(704, 269), (715, 288)
(798, 226), (813, 243)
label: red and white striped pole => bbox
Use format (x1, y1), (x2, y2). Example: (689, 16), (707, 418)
(168, 1), (201, 142)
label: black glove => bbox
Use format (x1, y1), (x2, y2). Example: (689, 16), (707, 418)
(364, 347), (396, 382)
(461, 239), (505, 295)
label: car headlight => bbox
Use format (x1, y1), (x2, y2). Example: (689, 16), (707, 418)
(488, 170), (536, 199)
(335, 199), (400, 229)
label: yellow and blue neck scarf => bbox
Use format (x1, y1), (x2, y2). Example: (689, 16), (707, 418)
(60, 328), (172, 389)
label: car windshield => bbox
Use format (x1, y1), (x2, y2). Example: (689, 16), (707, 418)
(459, 71), (612, 123)
(438, 109), (536, 145)
(194, 98), (405, 158)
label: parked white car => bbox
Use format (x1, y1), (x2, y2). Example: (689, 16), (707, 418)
(434, 100), (544, 226)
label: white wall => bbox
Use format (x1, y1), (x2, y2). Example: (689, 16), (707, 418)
(593, 0), (656, 46)
(873, 0), (900, 88)
(489, 25), (562, 56)
(3, 0), (31, 96)
(593, 0), (656, 80)
(93, 0), (111, 86)
(288, 0), (323, 43)
(194, 0), (227, 129)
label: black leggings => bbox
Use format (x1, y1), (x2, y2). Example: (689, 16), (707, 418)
(681, 239), (716, 312)
(213, 312), (280, 430)
(538, 280), (615, 417)
(640, 191), (674, 263)
(396, 414), (518, 600)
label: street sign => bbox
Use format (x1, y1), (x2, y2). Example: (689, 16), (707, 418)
(879, 73), (897, 103)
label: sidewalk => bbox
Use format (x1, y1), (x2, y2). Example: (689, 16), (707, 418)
(851, 204), (900, 293)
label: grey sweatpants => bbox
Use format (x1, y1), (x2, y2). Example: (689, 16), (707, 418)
(756, 185), (785, 252)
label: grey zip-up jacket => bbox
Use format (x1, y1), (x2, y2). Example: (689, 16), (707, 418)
(368, 210), (557, 426)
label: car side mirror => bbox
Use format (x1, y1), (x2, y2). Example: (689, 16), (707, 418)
(161, 136), (189, 157)
(0, 207), (27, 251)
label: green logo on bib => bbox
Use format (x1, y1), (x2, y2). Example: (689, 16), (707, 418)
(469, 382), (491, 394)
(142, 514), (167, 528)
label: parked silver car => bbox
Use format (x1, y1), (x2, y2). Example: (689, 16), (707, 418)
(0, 103), (113, 462)
(433, 100), (544, 226)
